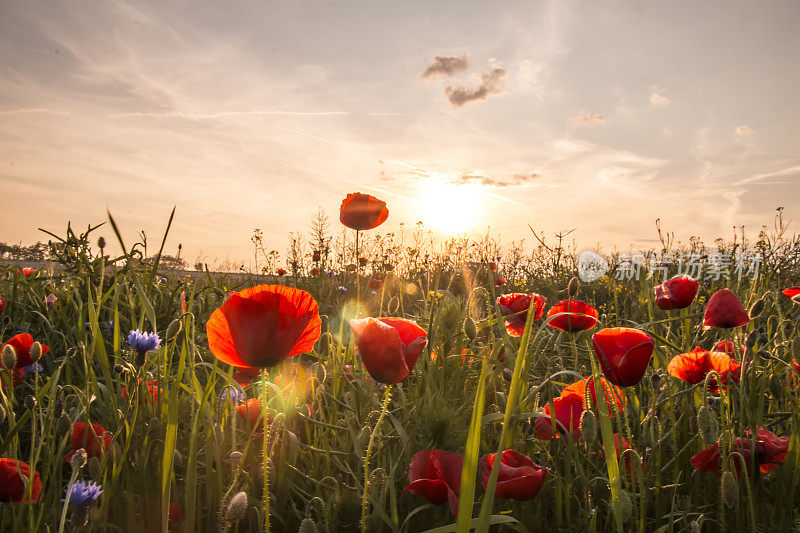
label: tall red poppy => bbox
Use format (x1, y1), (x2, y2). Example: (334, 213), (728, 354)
(496, 293), (547, 337)
(479, 450), (547, 500)
(206, 285), (321, 370)
(691, 427), (788, 476)
(65, 422), (112, 462)
(349, 317), (428, 384)
(0, 458), (42, 503)
(533, 393), (585, 441)
(339, 192), (389, 231)
(403, 449), (464, 516)
(0, 295), (7, 314)
(703, 289), (750, 330)
(653, 275), (699, 310)
(668, 347), (741, 391)
(592, 328), (654, 387)
(546, 299), (598, 332)
(1, 333), (50, 370)
(783, 287), (800, 302)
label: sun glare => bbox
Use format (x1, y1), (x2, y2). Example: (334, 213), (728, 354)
(416, 180), (483, 235)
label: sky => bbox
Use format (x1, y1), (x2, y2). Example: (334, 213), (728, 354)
(1, 0), (799, 266)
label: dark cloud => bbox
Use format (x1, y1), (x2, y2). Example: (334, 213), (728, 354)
(421, 56), (470, 78)
(445, 66), (506, 107)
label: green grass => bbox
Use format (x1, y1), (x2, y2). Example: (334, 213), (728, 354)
(0, 212), (799, 532)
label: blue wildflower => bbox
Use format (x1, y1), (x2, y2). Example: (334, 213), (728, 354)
(220, 387), (246, 403)
(326, 270), (335, 276)
(127, 330), (161, 354)
(24, 362), (43, 375)
(63, 481), (102, 508)
(338, 286), (347, 292)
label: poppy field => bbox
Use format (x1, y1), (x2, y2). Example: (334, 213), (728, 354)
(1, 197), (800, 533)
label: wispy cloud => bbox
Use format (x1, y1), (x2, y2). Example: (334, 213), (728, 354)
(569, 112), (606, 129)
(445, 64), (506, 107)
(650, 92), (671, 107)
(735, 125), (753, 135)
(421, 56), (470, 78)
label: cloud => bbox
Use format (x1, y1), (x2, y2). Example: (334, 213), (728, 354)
(452, 172), (541, 187)
(421, 56), (470, 78)
(735, 125), (753, 135)
(650, 92), (671, 107)
(445, 65), (506, 107)
(569, 112), (606, 129)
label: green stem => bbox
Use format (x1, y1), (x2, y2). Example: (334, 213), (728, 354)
(262, 375), (270, 533)
(361, 385), (392, 533)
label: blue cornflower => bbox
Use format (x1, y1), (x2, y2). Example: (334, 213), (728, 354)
(63, 481), (102, 508)
(220, 387), (246, 403)
(326, 270), (335, 276)
(24, 362), (43, 375)
(127, 330), (161, 354)
(338, 286), (347, 292)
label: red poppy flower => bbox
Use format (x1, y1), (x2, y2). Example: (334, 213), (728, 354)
(561, 377), (626, 414)
(783, 287), (800, 302)
(496, 293), (547, 337)
(0, 458), (42, 503)
(206, 285), (321, 370)
(546, 299), (598, 332)
(180, 291), (187, 314)
(368, 278), (384, 290)
(17, 267), (34, 276)
(667, 347), (741, 390)
(349, 317), (428, 384)
(712, 339), (738, 359)
(479, 450), (547, 501)
(592, 328), (654, 387)
(534, 393), (585, 441)
(703, 289), (750, 330)
(276, 268), (287, 276)
(168, 502), (182, 526)
(310, 267), (321, 276)
(339, 192), (389, 231)
(403, 449), (464, 516)
(653, 275), (699, 310)
(312, 250), (321, 262)
(1, 333), (50, 370)
(691, 427), (789, 476)
(494, 276), (506, 287)
(236, 398), (266, 430)
(121, 380), (160, 402)
(232, 366), (261, 387)
(65, 422), (112, 462)
(0, 295), (7, 314)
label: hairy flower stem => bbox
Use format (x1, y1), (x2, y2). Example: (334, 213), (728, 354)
(262, 375), (271, 533)
(361, 385), (392, 533)
(355, 229), (361, 308)
(58, 468), (80, 533)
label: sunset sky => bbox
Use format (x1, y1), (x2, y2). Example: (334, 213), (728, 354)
(1, 1), (799, 266)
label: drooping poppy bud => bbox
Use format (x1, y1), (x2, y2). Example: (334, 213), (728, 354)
(592, 328), (654, 386)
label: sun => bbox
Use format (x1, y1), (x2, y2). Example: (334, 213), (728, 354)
(416, 179), (483, 235)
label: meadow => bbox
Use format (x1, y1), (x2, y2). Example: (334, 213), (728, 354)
(1, 198), (799, 533)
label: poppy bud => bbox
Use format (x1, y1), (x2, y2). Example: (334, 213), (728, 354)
(745, 330), (758, 349)
(173, 449), (184, 470)
(24, 395), (36, 410)
(580, 409), (597, 444)
(298, 517), (318, 533)
(567, 276), (580, 298)
(618, 489), (633, 524)
(697, 406), (719, 445)
(228, 451), (243, 465)
(649, 371), (662, 390)
(134, 351), (146, 367)
(502, 368), (513, 382)
(495, 391), (506, 410)
(769, 375), (783, 400)
(226, 491), (248, 523)
(70, 448), (88, 470)
(53, 398), (63, 418)
(57, 413), (71, 435)
(114, 364), (125, 374)
(358, 426), (371, 451)
(29, 342), (42, 363)
(721, 471), (738, 508)
(755, 350), (770, 361)
(283, 430), (300, 465)
(1, 344), (17, 370)
(463, 316), (477, 341)
(88, 456), (100, 479)
(166, 319), (182, 340)
(97, 236), (106, 250)
(748, 299), (764, 319)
